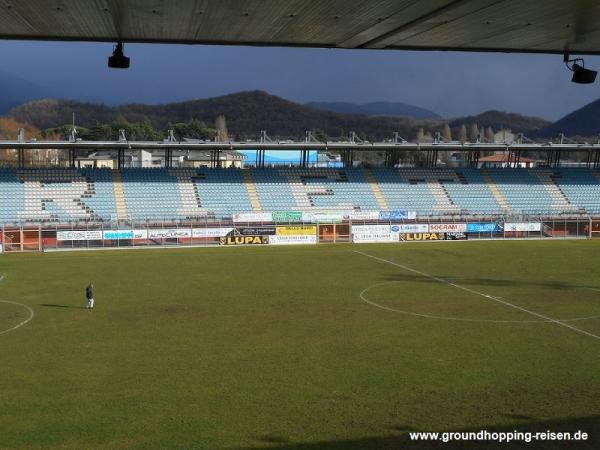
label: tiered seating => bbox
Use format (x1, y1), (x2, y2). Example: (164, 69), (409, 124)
(121, 169), (185, 219)
(1, 167), (600, 223)
(252, 168), (379, 211)
(553, 169), (600, 214)
(445, 168), (501, 213)
(487, 169), (559, 213)
(193, 168), (253, 215)
(0, 168), (116, 223)
(121, 168), (254, 219)
(371, 168), (501, 214)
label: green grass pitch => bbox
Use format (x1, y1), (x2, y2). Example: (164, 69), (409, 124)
(1, 241), (599, 449)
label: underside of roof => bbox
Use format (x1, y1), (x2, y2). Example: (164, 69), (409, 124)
(0, 0), (599, 55)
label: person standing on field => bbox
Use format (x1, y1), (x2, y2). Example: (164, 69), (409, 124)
(86, 283), (94, 310)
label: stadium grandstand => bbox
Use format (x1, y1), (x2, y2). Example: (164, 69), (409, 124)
(2, 165), (600, 224)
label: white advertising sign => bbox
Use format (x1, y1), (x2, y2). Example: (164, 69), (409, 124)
(57, 230), (103, 241)
(233, 212), (273, 223)
(352, 224), (394, 243)
(308, 213), (344, 223)
(191, 227), (234, 238)
(345, 211), (380, 221)
(148, 229), (192, 239)
(429, 223), (467, 232)
(268, 235), (317, 245)
(504, 222), (542, 232)
(390, 224), (429, 233)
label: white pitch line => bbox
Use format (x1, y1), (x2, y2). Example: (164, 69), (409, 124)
(0, 273), (35, 336)
(354, 250), (600, 341)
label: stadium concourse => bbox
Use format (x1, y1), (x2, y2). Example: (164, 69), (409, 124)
(1, 166), (600, 223)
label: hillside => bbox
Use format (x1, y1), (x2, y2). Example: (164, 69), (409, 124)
(306, 101), (440, 120)
(449, 110), (550, 134)
(539, 98), (600, 138)
(7, 91), (558, 143)
(8, 91), (424, 141)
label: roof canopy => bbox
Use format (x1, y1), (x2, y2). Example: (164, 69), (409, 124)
(1, 0), (599, 54)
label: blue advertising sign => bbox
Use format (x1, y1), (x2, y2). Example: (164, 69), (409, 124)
(103, 230), (134, 240)
(379, 210), (416, 220)
(466, 223), (502, 233)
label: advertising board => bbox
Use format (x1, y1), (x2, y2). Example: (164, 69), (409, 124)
(268, 235), (317, 245)
(379, 210), (417, 220)
(344, 211), (381, 221)
(276, 225), (317, 236)
(57, 230), (103, 241)
(147, 229), (191, 239)
(429, 223), (467, 232)
(234, 227), (277, 236)
(352, 224), (394, 243)
(232, 212), (273, 223)
(504, 222), (542, 232)
(308, 213), (344, 223)
(446, 232), (468, 240)
(466, 223), (502, 233)
(191, 228), (234, 237)
(399, 232), (446, 241)
(220, 235), (269, 245)
(271, 211), (304, 223)
(103, 229), (148, 240)
(390, 224), (429, 233)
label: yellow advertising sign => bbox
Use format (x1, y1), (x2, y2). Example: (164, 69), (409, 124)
(276, 225), (317, 236)
(219, 235), (269, 245)
(400, 232), (445, 241)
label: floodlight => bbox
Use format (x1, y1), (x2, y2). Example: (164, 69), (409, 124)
(108, 42), (130, 69)
(564, 53), (596, 84)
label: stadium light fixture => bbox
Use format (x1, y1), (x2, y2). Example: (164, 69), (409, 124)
(108, 42), (130, 69)
(564, 52), (596, 84)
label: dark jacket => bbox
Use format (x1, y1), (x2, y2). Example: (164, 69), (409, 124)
(86, 286), (94, 299)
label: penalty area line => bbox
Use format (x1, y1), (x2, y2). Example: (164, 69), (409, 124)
(354, 250), (600, 341)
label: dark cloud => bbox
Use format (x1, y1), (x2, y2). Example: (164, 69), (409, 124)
(1, 40), (599, 120)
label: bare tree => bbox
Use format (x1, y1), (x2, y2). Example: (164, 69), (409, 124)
(459, 124), (467, 143)
(469, 123), (479, 142)
(215, 115), (229, 142)
(415, 127), (424, 142)
(442, 123), (452, 141)
(485, 126), (495, 142)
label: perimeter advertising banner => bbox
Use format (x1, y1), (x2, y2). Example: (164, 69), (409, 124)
(352, 224), (394, 243)
(504, 222), (542, 232)
(391, 224), (429, 233)
(271, 211), (304, 223)
(446, 232), (468, 240)
(234, 227), (277, 236)
(232, 212), (273, 223)
(57, 230), (103, 241)
(147, 229), (191, 239)
(400, 232), (446, 241)
(379, 210), (417, 220)
(344, 211), (381, 221)
(276, 225), (317, 236)
(466, 223), (502, 233)
(308, 213), (344, 224)
(103, 229), (148, 240)
(220, 235), (269, 245)
(191, 228), (234, 237)
(268, 235), (317, 245)
(429, 223), (468, 232)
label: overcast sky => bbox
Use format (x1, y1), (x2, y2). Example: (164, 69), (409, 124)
(2, 40), (600, 121)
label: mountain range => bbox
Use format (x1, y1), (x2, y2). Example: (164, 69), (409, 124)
(3, 88), (600, 140)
